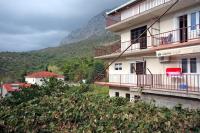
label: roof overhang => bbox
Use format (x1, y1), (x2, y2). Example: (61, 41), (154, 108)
(106, 0), (141, 15)
(95, 48), (156, 60)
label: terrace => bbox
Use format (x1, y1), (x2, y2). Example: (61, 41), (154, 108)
(107, 0), (172, 28)
(106, 0), (199, 32)
(95, 24), (200, 58)
(96, 74), (200, 99)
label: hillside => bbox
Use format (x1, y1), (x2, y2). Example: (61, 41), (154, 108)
(0, 10), (119, 82)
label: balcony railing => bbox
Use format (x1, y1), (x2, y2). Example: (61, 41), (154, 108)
(95, 24), (200, 57)
(106, 0), (172, 27)
(95, 41), (121, 57)
(109, 74), (200, 93)
(152, 24), (200, 46)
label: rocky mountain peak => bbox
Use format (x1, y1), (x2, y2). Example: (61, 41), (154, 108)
(60, 9), (112, 45)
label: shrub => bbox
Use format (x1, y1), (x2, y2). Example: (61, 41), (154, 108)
(1, 80), (200, 132)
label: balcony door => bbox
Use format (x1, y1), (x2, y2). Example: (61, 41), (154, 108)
(131, 26), (147, 49)
(136, 61), (147, 87)
(136, 61), (146, 75)
(179, 15), (188, 43)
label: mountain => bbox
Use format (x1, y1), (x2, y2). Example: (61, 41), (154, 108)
(0, 10), (119, 82)
(60, 9), (114, 45)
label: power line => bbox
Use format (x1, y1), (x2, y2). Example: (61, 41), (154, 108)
(94, 0), (180, 82)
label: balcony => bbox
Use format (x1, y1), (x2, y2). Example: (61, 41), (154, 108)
(96, 74), (200, 98)
(107, 0), (172, 26)
(106, 0), (200, 32)
(95, 24), (200, 58)
(106, 0), (173, 31)
(94, 41), (121, 57)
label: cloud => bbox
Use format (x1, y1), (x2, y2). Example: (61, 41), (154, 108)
(0, 30), (68, 52)
(0, 0), (128, 52)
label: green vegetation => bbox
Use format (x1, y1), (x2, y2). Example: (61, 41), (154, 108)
(1, 79), (200, 132)
(0, 35), (117, 82)
(62, 58), (104, 83)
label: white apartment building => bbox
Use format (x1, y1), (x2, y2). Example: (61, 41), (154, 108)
(95, 0), (200, 108)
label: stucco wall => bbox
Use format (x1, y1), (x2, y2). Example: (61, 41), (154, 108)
(120, 5), (200, 50)
(121, 0), (171, 21)
(142, 94), (200, 109)
(109, 88), (135, 101)
(109, 87), (200, 109)
(109, 55), (200, 84)
(25, 77), (64, 86)
(2, 87), (8, 97)
(109, 56), (178, 75)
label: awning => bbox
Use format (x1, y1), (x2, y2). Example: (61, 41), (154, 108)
(156, 45), (200, 57)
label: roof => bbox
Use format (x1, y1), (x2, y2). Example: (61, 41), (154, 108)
(107, 0), (140, 15)
(26, 71), (64, 78)
(2, 83), (31, 92)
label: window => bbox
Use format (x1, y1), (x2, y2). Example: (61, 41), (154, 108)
(130, 63), (136, 73)
(115, 92), (119, 97)
(131, 26), (147, 49)
(126, 93), (130, 101)
(199, 11), (200, 28)
(191, 12), (196, 30)
(190, 58), (197, 73)
(136, 61), (146, 75)
(114, 63), (122, 70)
(182, 59), (188, 73)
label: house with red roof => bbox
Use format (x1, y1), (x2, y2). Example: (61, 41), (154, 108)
(1, 83), (31, 97)
(25, 71), (64, 86)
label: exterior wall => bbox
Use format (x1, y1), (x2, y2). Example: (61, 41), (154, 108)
(25, 77), (36, 85)
(108, 55), (177, 79)
(2, 87), (8, 97)
(109, 55), (200, 84)
(120, 21), (152, 52)
(120, 5), (200, 50)
(142, 94), (200, 109)
(121, 0), (171, 21)
(105, 1), (200, 109)
(57, 78), (65, 81)
(109, 88), (200, 109)
(25, 77), (64, 86)
(109, 88), (134, 101)
(109, 87), (200, 109)
(146, 57), (178, 74)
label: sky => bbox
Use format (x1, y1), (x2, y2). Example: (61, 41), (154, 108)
(0, 0), (128, 52)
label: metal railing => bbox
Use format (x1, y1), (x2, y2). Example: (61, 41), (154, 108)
(95, 24), (200, 57)
(106, 0), (172, 27)
(109, 74), (200, 93)
(152, 24), (200, 46)
(94, 41), (121, 57)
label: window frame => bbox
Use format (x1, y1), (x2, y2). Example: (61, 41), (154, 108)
(125, 93), (130, 101)
(191, 12), (196, 30)
(199, 11), (200, 29)
(182, 58), (188, 73)
(115, 92), (119, 97)
(114, 63), (122, 71)
(190, 58), (197, 73)
(130, 63), (136, 74)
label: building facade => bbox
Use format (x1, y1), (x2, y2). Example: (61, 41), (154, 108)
(25, 71), (64, 86)
(1, 83), (31, 97)
(95, 0), (200, 108)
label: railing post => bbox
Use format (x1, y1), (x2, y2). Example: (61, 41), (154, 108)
(120, 74), (122, 86)
(186, 75), (188, 94)
(151, 74), (153, 89)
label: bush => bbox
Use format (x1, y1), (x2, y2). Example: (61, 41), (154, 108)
(1, 80), (200, 132)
